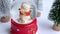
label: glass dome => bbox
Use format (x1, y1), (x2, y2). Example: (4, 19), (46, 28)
(11, 1), (37, 24)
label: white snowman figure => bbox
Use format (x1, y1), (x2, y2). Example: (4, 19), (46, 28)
(19, 2), (33, 24)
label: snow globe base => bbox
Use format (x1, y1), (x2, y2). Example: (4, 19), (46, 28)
(11, 18), (38, 34)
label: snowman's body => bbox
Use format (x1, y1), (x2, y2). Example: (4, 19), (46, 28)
(22, 10), (32, 23)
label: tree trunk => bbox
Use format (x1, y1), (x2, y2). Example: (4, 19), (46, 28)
(52, 24), (60, 31)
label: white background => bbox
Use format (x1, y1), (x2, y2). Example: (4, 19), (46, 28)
(0, 0), (60, 34)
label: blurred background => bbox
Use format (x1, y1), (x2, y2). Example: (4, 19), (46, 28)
(0, 0), (60, 34)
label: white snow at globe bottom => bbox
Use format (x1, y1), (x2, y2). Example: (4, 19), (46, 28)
(21, 16), (33, 24)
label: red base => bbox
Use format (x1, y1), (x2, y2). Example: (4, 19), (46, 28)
(11, 18), (38, 34)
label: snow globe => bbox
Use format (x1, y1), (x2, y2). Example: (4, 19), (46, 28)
(11, 2), (38, 34)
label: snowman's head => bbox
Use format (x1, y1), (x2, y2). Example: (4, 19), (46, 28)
(22, 2), (31, 10)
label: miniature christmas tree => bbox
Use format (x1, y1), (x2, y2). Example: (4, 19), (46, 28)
(48, 0), (60, 31)
(0, 0), (11, 22)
